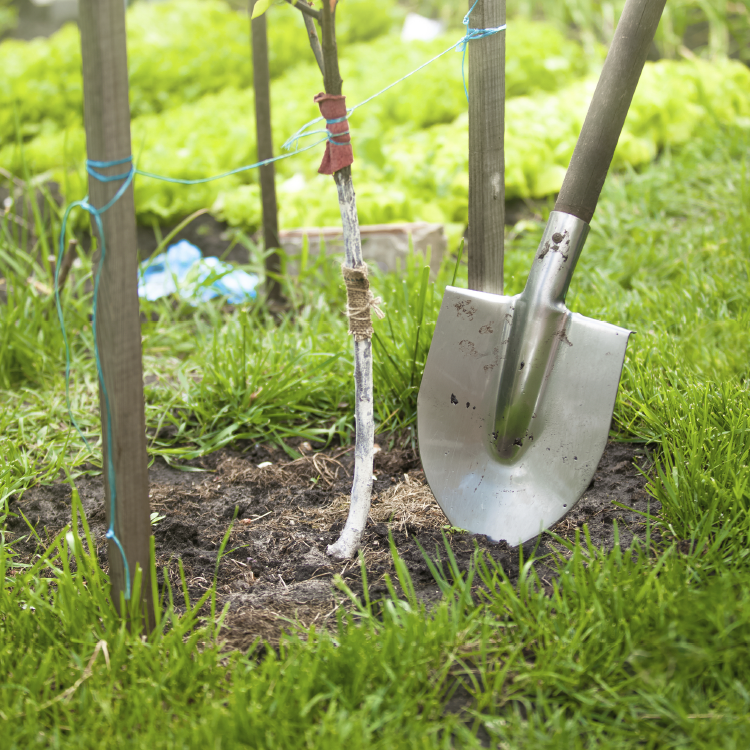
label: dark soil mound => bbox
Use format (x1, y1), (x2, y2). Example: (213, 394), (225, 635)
(5, 440), (658, 647)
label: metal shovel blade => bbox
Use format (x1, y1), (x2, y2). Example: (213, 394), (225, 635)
(417, 215), (632, 545)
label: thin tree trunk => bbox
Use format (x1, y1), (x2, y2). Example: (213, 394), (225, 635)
(319, 1), (375, 560)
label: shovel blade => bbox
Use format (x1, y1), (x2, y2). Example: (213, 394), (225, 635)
(417, 287), (632, 545)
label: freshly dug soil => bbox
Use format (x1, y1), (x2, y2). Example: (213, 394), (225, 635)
(5, 440), (659, 647)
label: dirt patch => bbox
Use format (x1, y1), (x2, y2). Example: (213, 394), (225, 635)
(5, 440), (658, 646)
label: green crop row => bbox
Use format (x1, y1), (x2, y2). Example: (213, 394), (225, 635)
(59, 58), (750, 233)
(0, 17), (591, 224)
(214, 57), (750, 231)
(2, 2), (749, 238)
(0, 0), (398, 146)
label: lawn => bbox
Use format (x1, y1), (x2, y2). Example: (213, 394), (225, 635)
(2, 0), (750, 747)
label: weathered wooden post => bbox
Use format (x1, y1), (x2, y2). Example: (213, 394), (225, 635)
(78, 0), (153, 625)
(468, 0), (506, 294)
(250, 0), (284, 306)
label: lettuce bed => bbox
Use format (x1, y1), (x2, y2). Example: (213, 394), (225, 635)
(1, 0), (749, 234)
(0, 0), (398, 145)
(220, 57), (750, 231)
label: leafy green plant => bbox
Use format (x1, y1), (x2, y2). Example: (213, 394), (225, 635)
(1, 14), (593, 225)
(6, 51), (746, 232)
(0, 0), (400, 149)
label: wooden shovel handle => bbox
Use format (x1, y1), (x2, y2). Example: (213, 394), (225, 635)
(554, 0), (666, 223)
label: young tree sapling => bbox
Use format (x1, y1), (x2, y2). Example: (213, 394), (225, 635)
(252, 0), (380, 558)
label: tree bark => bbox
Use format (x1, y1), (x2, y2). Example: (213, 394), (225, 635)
(320, 1), (375, 560)
(302, 13), (325, 76)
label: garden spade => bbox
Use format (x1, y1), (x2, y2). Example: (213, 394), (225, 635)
(417, 0), (666, 545)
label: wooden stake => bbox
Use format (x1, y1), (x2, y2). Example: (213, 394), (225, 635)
(251, 0), (283, 306)
(468, 0), (505, 295)
(78, 0), (153, 625)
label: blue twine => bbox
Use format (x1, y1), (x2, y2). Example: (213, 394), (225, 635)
(56, 4), (504, 601)
(282, 2), (505, 150)
(326, 117), (350, 146)
(459, 0), (507, 101)
(56, 140), (326, 601)
(56, 190), (132, 598)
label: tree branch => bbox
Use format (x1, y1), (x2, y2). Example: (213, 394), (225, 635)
(302, 14), (325, 76)
(285, 0), (320, 21)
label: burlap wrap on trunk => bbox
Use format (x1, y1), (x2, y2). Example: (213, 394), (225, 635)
(342, 264), (383, 341)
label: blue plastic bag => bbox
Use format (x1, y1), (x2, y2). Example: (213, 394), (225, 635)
(137, 240), (258, 304)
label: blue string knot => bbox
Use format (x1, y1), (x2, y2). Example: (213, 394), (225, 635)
(459, 0), (507, 101)
(326, 116), (350, 146)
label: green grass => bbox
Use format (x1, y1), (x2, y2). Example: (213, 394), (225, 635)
(0, 190), (446, 476)
(3, 124), (748, 475)
(4, 508), (750, 746)
(2, 116), (750, 745)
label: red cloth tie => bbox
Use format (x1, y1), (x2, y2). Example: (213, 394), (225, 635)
(314, 93), (353, 175)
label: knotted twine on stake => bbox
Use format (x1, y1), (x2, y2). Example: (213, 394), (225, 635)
(342, 264), (385, 341)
